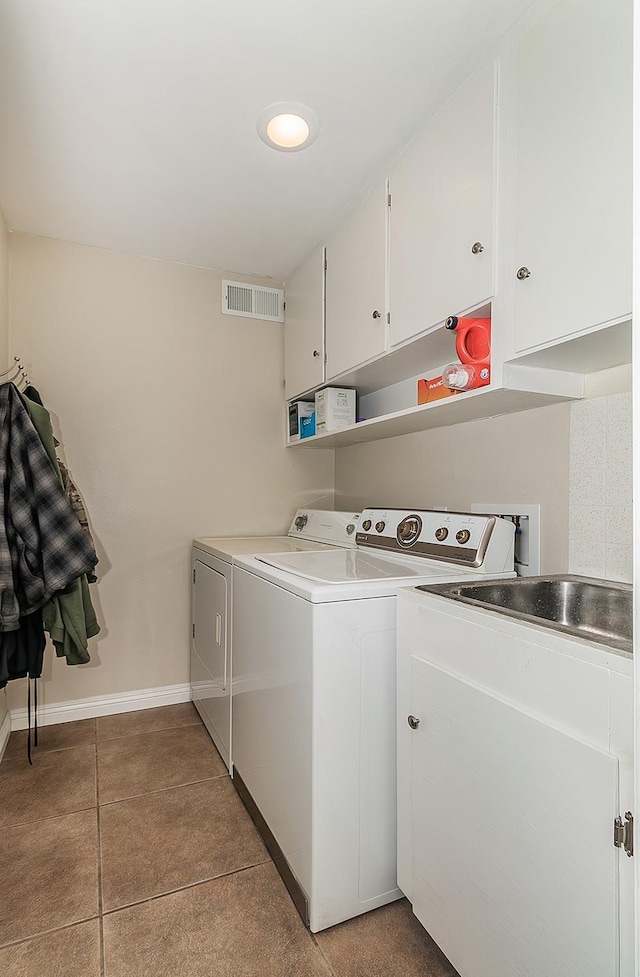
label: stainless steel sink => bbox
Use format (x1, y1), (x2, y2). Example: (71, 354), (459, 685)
(418, 574), (632, 654)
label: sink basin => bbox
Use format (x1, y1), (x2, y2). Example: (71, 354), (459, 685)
(417, 574), (632, 654)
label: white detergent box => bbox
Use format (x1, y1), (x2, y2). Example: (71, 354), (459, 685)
(315, 387), (356, 432)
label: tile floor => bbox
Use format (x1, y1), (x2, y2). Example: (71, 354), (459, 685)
(0, 702), (459, 977)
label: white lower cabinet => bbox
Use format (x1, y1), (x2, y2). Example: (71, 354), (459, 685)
(411, 661), (620, 977)
(397, 591), (634, 977)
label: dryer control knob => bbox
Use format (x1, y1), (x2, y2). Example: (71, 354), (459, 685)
(435, 527), (449, 542)
(375, 521), (386, 533)
(456, 529), (471, 544)
(361, 519), (372, 532)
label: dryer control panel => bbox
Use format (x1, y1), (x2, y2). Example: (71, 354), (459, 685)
(356, 508), (515, 572)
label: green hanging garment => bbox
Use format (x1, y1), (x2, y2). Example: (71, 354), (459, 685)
(21, 387), (100, 666)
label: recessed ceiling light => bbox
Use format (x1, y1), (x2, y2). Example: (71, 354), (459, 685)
(257, 102), (319, 152)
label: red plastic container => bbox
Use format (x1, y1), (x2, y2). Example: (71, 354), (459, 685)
(444, 315), (491, 364)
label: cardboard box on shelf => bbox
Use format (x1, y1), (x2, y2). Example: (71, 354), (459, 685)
(417, 376), (458, 405)
(315, 387), (356, 432)
(288, 401), (315, 442)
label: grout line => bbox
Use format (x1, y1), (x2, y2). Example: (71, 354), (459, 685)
(101, 859), (274, 917)
(310, 933), (337, 976)
(1, 739), (97, 767)
(5, 802), (98, 830)
(2, 740), (97, 763)
(95, 719), (202, 746)
(0, 915), (100, 952)
(95, 740), (106, 977)
(97, 773), (230, 808)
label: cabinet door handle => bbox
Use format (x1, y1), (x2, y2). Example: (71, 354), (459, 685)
(516, 266), (531, 280)
(471, 241), (485, 254)
(313, 349), (320, 357)
(215, 613), (222, 646)
(407, 715), (421, 730)
(372, 310), (382, 319)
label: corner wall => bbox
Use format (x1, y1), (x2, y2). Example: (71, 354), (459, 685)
(334, 401), (572, 572)
(6, 233), (334, 715)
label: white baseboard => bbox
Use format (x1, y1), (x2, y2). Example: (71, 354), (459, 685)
(9, 683), (192, 730)
(0, 710), (11, 761)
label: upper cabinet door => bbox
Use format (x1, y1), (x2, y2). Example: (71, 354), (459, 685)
(284, 245), (325, 399)
(389, 62), (497, 348)
(325, 181), (387, 379)
(512, 0), (632, 353)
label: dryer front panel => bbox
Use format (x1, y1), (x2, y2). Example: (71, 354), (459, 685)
(194, 559), (228, 690)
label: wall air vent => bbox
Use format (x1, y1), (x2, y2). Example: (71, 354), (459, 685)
(222, 280), (285, 322)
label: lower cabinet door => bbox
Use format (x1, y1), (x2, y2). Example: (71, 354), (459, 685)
(409, 658), (621, 977)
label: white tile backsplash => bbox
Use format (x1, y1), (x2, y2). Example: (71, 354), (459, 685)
(568, 392), (632, 582)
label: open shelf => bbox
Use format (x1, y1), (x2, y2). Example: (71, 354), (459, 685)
(289, 380), (581, 449)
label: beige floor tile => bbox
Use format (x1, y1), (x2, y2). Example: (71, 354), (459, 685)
(97, 702), (200, 742)
(100, 778), (268, 910)
(4, 719), (96, 761)
(0, 810), (99, 946)
(0, 744), (97, 827)
(315, 899), (458, 977)
(0, 919), (101, 977)
(97, 723), (226, 803)
(104, 862), (331, 977)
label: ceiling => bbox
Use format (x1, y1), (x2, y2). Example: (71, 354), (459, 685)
(0, 0), (535, 281)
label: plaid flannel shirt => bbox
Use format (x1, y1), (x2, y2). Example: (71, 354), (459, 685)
(0, 383), (98, 630)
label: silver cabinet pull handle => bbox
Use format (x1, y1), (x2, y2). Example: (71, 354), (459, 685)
(471, 242), (484, 254)
(516, 266), (531, 280)
(407, 715), (421, 730)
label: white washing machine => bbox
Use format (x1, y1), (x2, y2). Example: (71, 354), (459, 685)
(191, 509), (360, 771)
(231, 508), (517, 932)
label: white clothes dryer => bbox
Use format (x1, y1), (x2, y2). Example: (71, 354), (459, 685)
(231, 508), (516, 931)
(191, 509), (360, 771)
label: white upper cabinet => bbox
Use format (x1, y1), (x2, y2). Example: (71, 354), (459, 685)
(510, 0), (632, 354)
(324, 181), (387, 380)
(284, 245), (325, 399)
(388, 61), (497, 348)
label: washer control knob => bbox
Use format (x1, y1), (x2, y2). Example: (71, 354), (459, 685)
(435, 527), (449, 541)
(375, 521), (386, 533)
(294, 514), (308, 530)
(407, 715), (421, 730)
(456, 529), (471, 544)
(346, 523), (356, 535)
(361, 519), (372, 532)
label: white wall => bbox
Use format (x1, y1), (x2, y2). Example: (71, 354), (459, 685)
(6, 233), (334, 713)
(334, 402), (572, 573)
(0, 209), (8, 731)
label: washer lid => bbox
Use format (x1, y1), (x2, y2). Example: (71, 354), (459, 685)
(256, 548), (454, 583)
